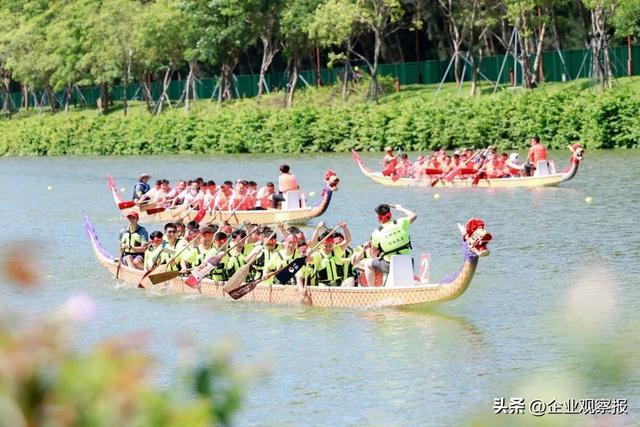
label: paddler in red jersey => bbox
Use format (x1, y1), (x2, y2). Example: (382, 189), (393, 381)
(525, 136), (548, 176)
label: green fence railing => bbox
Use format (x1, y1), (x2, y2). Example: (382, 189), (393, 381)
(2, 45), (638, 110)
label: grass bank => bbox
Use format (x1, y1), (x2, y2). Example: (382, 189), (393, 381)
(1, 78), (639, 156)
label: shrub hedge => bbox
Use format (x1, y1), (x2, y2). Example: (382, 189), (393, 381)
(1, 87), (638, 156)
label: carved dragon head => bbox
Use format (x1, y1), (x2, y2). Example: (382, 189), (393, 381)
(325, 170), (340, 191)
(458, 218), (492, 258)
(570, 143), (585, 161)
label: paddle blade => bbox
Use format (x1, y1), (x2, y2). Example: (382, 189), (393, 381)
(148, 270), (181, 285)
(138, 202), (158, 212)
(193, 206), (206, 223)
(146, 207), (165, 215)
(227, 281), (257, 300)
(119, 200), (136, 209)
(275, 257), (306, 285)
(223, 261), (255, 294)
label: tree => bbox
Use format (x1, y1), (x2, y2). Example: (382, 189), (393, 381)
(281, 0), (323, 107)
(613, 0), (640, 37)
(248, 0), (285, 99)
(309, 0), (361, 100)
(583, 0), (617, 88)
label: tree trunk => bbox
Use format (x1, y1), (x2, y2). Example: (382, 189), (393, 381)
(184, 60), (196, 112)
(342, 50), (350, 102)
(370, 30), (382, 102)
(219, 61), (235, 106)
(122, 69), (128, 116)
(531, 22), (546, 84)
(98, 82), (108, 114)
(257, 35), (279, 100)
(591, 7), (612, 89)
(285, 57), (299, 108)
(156, 66), (173, 115)
(22, 84), (28, 110)
(46, 84), (57, 112)
(64, 85), (72, 112)
(1, 71), (11, 112)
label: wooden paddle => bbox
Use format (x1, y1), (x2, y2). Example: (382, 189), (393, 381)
(183, 221), (256, 288)
(431, 149), (482, 187)
(222, 227), (279, 295)
(115, 246), (124, 280)
(143, 232), (202, 287)
(227, 223), (343, 300)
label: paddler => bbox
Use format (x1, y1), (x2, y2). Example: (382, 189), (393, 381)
(309, 230), (355, 287)
(144, 231), (165, 270)
(119, 212), (149, 270)
(360, 204), (417, 286)
(160, 222), (186, 271)
(132, 173), (151, 202)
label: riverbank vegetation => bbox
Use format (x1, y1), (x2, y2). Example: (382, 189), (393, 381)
(1, 77), (639, 155)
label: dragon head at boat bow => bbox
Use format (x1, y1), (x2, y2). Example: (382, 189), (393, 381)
(570, 143), (585, 162)
(324, 170), (340, 191)
(458, 218), (492, 259)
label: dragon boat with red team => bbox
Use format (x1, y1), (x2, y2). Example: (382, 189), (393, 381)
(107, 171), (340, 226)
(83, 213), (492, 308)
(351, 145), (585, 188)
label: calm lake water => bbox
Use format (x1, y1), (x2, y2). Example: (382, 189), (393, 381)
(0, 150), (638, 426)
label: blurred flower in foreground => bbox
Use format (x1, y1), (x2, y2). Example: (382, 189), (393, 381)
(1, 241), (41, 287)
(0, 242), (252, 427)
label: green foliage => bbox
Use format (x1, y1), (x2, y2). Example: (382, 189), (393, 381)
(613, 0), (640, 37)
(1, 84), (639, 155)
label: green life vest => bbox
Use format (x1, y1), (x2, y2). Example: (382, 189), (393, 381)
(375, 220), (412, 262)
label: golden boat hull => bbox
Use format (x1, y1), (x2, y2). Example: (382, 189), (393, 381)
(108, 174), (337, 225)
(351, 149), (583, 188)
(84, 214), (484, 309)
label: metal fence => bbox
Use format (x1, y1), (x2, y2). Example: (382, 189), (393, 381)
(3, 45), (639, 109)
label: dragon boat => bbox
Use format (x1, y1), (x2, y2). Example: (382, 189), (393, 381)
(107, 171), (339, 226)
(83, 214), (492, 309)
(351, 145), (585, 188)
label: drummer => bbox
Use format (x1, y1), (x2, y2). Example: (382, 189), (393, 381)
(359, 204), (417, 286)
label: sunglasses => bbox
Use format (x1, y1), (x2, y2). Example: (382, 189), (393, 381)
(166, 230), (177, 234)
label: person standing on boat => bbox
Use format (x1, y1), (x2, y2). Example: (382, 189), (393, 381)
(272, 165), (300, 208)
(132, 173), (151, 202)
(526, 136), (548, 176)
(119, 212), (149, 270)
(361, 204), (417, 286)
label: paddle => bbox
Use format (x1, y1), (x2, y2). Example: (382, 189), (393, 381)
(115, 246), (124, 280)
(193, 199), (206, 223)
(227, 223), (343, 300)
(222, 227), (279, 295)
(146, 206), (166, 215)
(143, 232), (202, 287)
(431, 149), (482, 187)
(118, 200), (136, 210)
(183, 222), (256, 288)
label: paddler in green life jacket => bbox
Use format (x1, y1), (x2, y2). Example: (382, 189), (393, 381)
(253, 227), (280, 281)
(361, 203), (417, 286)
(265, 233), (302, 285)
(144, 231), (165, 270)
(160, 222), (186, 272)
(226, 229), (255, 277)
(309, 229), (356, 287)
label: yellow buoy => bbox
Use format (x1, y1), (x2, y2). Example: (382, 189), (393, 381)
(433, 193), (440, 200)
(585, 196), (593, 204)
(308, 191), (316, 197)
(47, 185), (53, 191)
